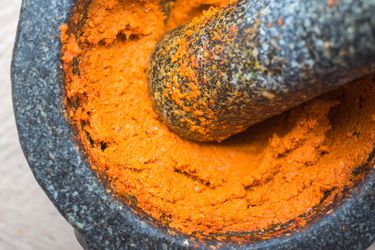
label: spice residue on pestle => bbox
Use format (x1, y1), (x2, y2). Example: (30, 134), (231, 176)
(61, 0), (375, 241)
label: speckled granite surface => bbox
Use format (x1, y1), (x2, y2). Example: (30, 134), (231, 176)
(0, 1), (80, 248)
(150, 0), (375, 142)
(11, 0), (375, 249)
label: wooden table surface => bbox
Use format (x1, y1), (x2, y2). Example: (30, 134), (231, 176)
(0, 1), (373, 249)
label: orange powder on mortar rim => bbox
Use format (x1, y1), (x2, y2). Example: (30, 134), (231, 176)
(61, 0), (375, 241)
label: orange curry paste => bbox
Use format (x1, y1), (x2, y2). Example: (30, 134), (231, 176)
(61, 0), (375, 241)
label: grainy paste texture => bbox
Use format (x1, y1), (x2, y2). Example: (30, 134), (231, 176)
(61, 0), (375, 241)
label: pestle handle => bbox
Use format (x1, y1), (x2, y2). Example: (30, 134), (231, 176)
(149, 0), (375, 142)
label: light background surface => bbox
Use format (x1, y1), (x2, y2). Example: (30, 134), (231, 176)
(0, 0), (373, 249)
